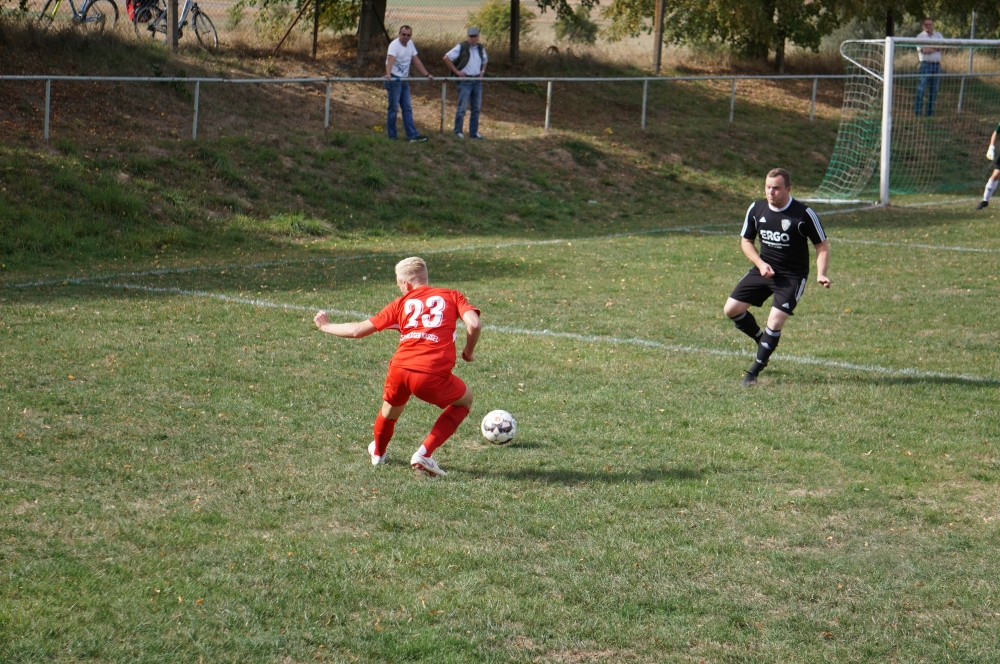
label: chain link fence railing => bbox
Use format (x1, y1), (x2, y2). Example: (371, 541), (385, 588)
(0, 73), (846, 142)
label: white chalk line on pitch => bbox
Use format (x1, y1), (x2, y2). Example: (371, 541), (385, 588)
(7, 225), (727, 290)
(106, 282), (1000, 385)
(10, 219), (998, 290)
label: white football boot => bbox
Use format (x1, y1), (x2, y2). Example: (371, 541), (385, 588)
(368, 441), (386, 466)
(410, 452), (447, 476)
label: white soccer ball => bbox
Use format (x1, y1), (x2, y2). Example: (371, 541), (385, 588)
(481, 410), (517, 445)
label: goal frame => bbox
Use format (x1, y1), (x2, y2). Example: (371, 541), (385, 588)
(832, 37), (1000, 206)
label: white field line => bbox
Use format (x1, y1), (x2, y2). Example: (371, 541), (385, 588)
(7, 225), (726, 290)
(110, 282), (1000, 385)
(10, 205), (997, 290)
(833, 238), (1000, 253)
(111, 283), (366, 318)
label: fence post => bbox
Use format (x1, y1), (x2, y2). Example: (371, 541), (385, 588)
(545, 81), (553, 132)
(44, 79), (51, 142)
(440, 82), (446, 133)
(728, 78), (736, 124)
(641, 79), (648, 131)
(324, 81), (331, 130)
(192, 80), (200, 140)
(810, 77), (817, 121)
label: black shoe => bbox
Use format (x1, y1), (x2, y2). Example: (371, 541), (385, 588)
(976, 200), (989, 210)
(409, 135), (429, 142)
(741, 372), (758, 387)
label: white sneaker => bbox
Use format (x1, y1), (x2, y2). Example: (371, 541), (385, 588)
(410, 452), (446, 476)
(368, 441), (385, 466)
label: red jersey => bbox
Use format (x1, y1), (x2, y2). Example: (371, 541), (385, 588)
(368, 286), (480, 374)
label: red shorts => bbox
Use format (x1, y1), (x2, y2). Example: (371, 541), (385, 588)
(382, 365), (468, 409)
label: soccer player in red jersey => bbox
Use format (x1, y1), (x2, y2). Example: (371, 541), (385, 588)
(313, 257), (481, 476)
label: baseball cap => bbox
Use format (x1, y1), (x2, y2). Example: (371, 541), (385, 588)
(467, 27), (480, 36)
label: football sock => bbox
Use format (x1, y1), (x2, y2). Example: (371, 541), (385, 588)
(730, 311), (763, 343)
(421, 405), (471, 456)
(985, 179), (999, 202)
(373, 413), (396, 456)
(748, 326), (782, 376)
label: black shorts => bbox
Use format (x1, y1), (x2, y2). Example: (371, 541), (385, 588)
(730, 268), (808, 315)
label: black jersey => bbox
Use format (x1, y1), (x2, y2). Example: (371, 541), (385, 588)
(740, 198), (826, 276)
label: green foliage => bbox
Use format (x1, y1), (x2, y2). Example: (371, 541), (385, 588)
(467, 0), (536, 47)
(234, 0), (360, 36)
(554, 5), (599, 45)
(534, 0), (600, 21)
(226, 2), (245, 29)
(602, 0), (845, 59)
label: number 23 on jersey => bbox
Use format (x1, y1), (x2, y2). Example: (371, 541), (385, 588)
(403, 296), (446, 329)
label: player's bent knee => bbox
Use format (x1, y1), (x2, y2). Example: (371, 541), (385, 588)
(724, 298), (749, 318)
(452, 388), (474, 408)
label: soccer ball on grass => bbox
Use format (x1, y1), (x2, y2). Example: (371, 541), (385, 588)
(481, 410), (517, 445)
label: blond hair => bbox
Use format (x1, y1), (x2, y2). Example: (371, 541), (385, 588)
(395, 257), (429, 284)
(766, 168), (791, 187)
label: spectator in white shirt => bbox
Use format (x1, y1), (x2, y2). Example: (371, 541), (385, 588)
(384, 26), (434, 141)
(915, 17), (943, 117)
(443, 27), (488, 139)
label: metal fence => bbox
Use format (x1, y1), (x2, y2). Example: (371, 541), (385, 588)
(0, 73), (847, 142)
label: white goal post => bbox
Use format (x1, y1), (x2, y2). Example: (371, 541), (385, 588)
(811, 37), (1000, 206)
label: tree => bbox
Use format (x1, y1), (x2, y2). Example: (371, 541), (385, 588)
(554, 5), (600, 45)
(534, 0), (601, 20)
(467, 0), (535, 49)
(600, 0), (848, 70)
(235, 0), (361, 36)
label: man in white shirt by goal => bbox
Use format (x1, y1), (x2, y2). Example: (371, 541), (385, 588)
(915, 17), (943, 117)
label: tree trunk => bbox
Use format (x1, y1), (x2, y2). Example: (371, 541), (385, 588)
(357, 0), (388, 66)
(510, 0), (520, 64)
(885, 9), (894, 37)
(775, 32), (785, 73)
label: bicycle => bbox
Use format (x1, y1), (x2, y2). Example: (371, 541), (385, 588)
(36, 0), (119, 32)
(134, 0), (217, 51)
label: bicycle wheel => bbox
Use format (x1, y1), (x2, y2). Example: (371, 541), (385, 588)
(192, 9), (217, 51)
(80, 0), (119, 33)
(132, 1), (163, 39)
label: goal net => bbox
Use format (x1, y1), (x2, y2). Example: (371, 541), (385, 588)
(812, 38), (1000, 204)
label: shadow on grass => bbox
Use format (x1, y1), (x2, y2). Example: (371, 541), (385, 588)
(459, 465), (707, 484)
(772, 370), (1000, 389)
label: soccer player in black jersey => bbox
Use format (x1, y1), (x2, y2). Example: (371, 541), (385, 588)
(723, 168), (831, 386)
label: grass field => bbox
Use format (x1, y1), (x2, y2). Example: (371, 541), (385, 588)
(3, 201), (1000, 662)
(2, 25), (999, 662)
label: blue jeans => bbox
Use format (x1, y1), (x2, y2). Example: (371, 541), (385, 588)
(385, 78), (418, 139)
(454, 80), (483, 136)
(915, 62), (940, 116)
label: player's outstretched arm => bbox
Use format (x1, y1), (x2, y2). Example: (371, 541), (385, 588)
(461, 310), (481, 362)
(815, 241), (831, 288)
(314, 311), (378, 339)
(740, 237), (774, 278)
